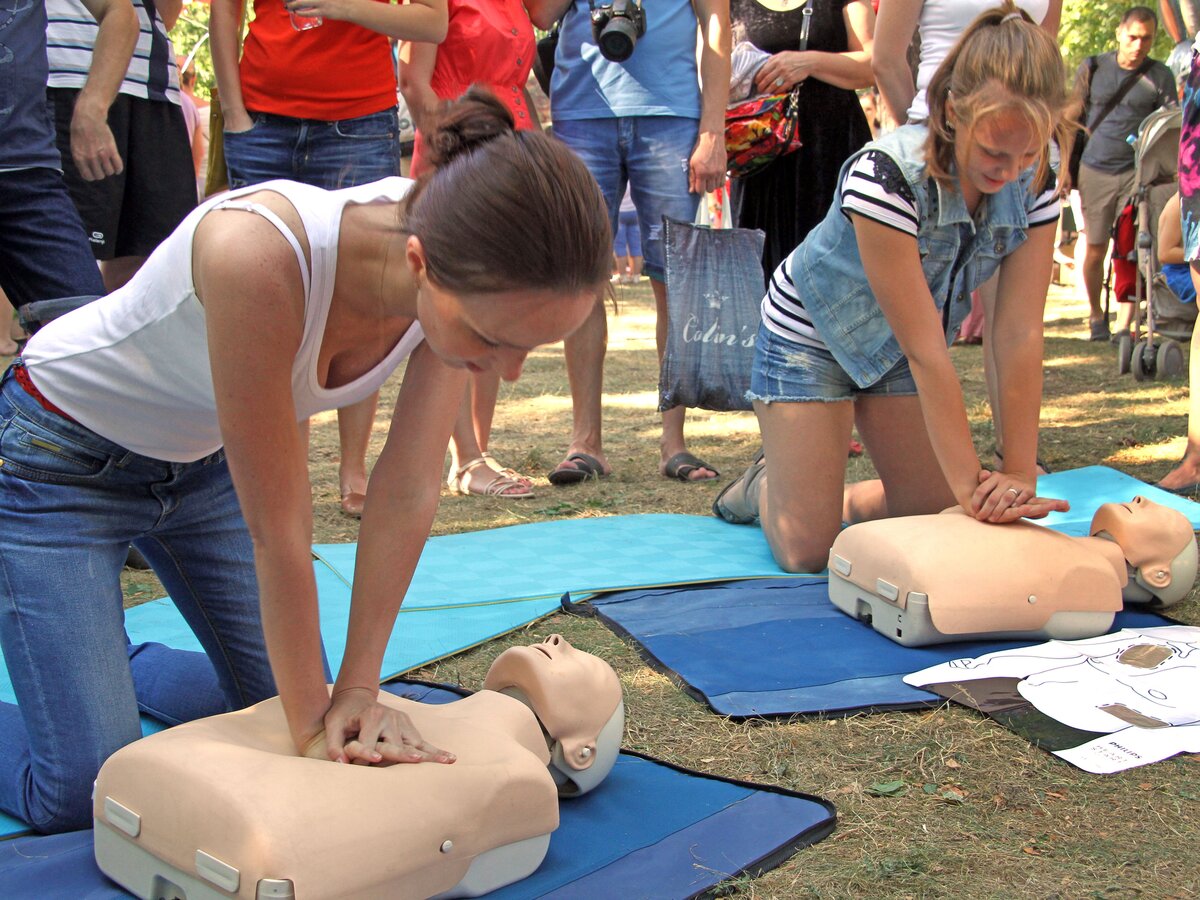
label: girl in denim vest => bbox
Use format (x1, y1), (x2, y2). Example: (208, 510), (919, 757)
(715, 3), (1073, 573)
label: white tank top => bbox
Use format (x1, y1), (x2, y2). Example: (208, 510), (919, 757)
(23, 178), (425, 463)
(908, 0), (1052, 123)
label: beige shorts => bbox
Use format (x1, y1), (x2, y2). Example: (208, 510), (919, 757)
(1077, 163), (1135, 245)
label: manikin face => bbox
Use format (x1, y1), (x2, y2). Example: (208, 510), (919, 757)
(953, 107), (1042, 213)
(407, 238), (597, 381)
(483, 635), (622, 772)
(1090, 496), (1192, 578)
(1116, 17), (1156, 69)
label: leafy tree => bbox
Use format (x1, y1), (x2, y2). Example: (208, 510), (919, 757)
(169, 2), (214, 101)
(1061, 0), (1180, 73)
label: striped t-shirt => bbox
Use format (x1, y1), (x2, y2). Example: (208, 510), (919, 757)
(762, 150), (1061, 349)
(46, 0), (181, 105)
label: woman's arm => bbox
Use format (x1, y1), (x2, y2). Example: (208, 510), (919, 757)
(524, 0), (574, 32)
(1039, 0), (1062, 38)
(397, 40), (441, 136)
(985, 222), (1059, 493)
(854, 215), (1067, 522)
(284, 0), (448, 42)
(871, 0), (921, 126)
(854, 215), (983, 507)
(193, 206), (331, 755)
(753, 0), (875, 94)
(209, 0), (253, 133)
(195, 207), (456, 764)
(330, 343), (466, 713)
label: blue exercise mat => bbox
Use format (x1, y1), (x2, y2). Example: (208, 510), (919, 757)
(577, 578), (1178, 719)
(0, 681), (836, 899)
(1037, 465), (1200, 535)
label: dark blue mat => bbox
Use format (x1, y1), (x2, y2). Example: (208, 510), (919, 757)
(574, 579), (1177, 719)
(0, 681), (835, 899)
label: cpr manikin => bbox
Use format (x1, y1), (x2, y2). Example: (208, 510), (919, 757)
(483, 634), (625, 797)
(92, 637), (624, 900)
(827, 497), (1197, 647)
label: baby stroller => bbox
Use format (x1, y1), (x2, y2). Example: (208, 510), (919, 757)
(1113, 106), (1195, 380)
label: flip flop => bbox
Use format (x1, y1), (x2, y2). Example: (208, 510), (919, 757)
(548, 452), (608, 486)
(662, 451), (720, 482)
(1155, 481), (1200, 497)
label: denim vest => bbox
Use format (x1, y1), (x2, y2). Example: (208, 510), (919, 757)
(788, 124), (1038, 388)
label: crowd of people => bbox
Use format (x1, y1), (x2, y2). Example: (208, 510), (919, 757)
(0, 0), (1196, 837)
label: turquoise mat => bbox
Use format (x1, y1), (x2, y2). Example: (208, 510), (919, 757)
(1037, 465), (1200, 535)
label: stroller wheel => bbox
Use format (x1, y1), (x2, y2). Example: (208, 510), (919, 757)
(1117, 333), (1133, 375)
(1131, 339), (1156, 382)
(1156, 339), (1185, 378)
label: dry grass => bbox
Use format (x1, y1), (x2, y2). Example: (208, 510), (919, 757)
(126, 276), (1200, 898)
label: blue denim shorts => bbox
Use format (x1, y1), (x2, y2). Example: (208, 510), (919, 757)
(747, 322), (918, 403)
(553, 116), (698, 282)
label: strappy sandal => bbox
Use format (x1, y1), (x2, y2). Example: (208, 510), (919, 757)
(480, 451), (533, 487)
(450, 457), (535, 498)
(712, 450), (766, 524)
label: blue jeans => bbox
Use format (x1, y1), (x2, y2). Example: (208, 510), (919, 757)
(223, 107), (401, 190)
(0, 369), (276, 832)
(553, 116), (699, 282)
(0, 167), (105, 309)
(613, 209), (642, 258)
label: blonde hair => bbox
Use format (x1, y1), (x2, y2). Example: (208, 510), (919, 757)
(924, 2), (1075, 191)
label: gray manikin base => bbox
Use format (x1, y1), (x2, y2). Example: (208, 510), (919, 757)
(95, 816), (551, 900)
(827, 573), (1116, 648)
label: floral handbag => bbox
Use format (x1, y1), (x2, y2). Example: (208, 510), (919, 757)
(724, 89), (802, 179)
(723, 0), (812, 179)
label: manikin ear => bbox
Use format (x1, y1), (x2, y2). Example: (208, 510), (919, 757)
(1138, 562), (1172, 590)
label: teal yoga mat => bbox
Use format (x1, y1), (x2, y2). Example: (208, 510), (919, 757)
(1037, 465), (1200, 534)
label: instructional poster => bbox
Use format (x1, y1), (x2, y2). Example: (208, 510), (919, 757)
(904, 626), (1200, 773)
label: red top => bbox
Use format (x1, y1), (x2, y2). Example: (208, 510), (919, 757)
(411, 0), (535, 173)
(239, 0), (397, 121)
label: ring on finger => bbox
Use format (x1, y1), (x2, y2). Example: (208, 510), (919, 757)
(1005, 487), (1020, 498)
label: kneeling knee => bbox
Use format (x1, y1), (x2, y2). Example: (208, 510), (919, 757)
(29, 788), (94, 834)
(772, 544), (831, 575)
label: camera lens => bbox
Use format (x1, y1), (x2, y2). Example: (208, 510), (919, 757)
(599, 20), (639, 61)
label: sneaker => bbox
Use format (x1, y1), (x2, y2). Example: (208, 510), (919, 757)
(1089, 320), (1110, 341)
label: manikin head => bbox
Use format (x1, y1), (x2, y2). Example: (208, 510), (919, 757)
(1090, 496), (1198, 607)
(483, 635), (624, 797)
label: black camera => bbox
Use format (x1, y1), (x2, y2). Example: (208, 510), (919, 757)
(589, 0), (646, 62)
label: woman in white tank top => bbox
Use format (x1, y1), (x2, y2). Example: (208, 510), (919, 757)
(0, 89), (612, 833)
(873, 0), (1061, 126)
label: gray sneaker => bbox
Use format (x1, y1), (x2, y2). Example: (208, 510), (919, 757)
(712, 451), (766, 525)
(1089, 319), (1111, 341)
